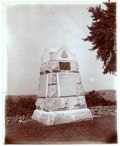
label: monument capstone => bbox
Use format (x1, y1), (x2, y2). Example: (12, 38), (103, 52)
(32, 46), (93, 125)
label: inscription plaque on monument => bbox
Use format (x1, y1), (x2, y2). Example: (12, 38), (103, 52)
(59, 73), (77, 97)
(59, 62), (71, 70)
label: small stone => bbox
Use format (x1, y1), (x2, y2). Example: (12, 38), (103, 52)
(113, 110), (117, 114)
(19, 119), (22, 123)
(10, 122), (14, 125)
(97, 110), (102, 115)
(98, 106), (102, 110)
(109, 112), (116, 116)
(18, 116), (21, 120)
(94, 108), (97, 111)
(91, 113), (96, 116)
(102, 111), (109, 115)
(103, 106), (107, 109)
(109, 109), (113, 112)
(6, 119), (10, 123)
(22, 120), (27, 124)
(14, 119), (18, 123)
(91, 109), (95, 112)
(93, 115), (99, 118)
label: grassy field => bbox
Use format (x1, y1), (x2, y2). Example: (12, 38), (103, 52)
(5, 115), (117, 144)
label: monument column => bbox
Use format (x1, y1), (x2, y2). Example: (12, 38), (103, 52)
(32, 46), (93, 125)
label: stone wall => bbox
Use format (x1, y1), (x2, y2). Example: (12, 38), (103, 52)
(88, 105), (117, 117)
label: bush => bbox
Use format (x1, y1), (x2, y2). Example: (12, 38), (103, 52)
(5, 96), (36, 117)
(86, 100), (93, 107)
(85, 90), (116, 107)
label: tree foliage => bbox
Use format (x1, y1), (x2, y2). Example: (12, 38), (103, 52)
(83, 3), (116, 75)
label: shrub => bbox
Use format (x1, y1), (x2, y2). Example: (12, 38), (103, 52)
(86, 100), (93, 107)
(85, 90), (116, 107)
(5, 96), (36, 117)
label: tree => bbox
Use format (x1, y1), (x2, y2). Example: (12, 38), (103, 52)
(83, 3), (116, 75)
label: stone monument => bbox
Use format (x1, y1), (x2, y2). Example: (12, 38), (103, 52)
(32, 46), (93, 125)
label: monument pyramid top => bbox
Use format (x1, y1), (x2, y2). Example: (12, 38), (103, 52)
(41, 46), (77, 64)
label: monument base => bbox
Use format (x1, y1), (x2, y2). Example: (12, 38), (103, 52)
(32, 108), (93, 125)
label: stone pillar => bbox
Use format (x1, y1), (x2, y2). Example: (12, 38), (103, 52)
(32, 47), (93, 125)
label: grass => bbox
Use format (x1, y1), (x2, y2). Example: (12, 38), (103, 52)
(5, 115), (117, 144)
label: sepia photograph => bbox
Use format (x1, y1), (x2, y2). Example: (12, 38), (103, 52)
(2, 0), (118, 144)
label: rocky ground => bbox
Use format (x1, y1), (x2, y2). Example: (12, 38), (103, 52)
(5, 115), (32, 126)
(5, 105), (117, 127)
(88, 105), (117, 117)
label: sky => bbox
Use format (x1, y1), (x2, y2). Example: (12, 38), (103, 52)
(2, 2), (117, 95)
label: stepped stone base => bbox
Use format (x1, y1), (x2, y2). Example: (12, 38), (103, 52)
(32, 108), (93, 125)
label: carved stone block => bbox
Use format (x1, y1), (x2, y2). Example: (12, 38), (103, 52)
(69, 96), (87, 110)
(75, 73), (82, 84)
(48, 73), (57, 85)
(45, 98), (52, 111)
(35, 98), (46, 111)
(76, 62), (79, 72)
(76, 84), (84, 96)
(38, 75), (47, 97)
(51, 60), (59, 70)
(47, 85), (59, 98)
(32, 109), (93, 125)
(71, 61), (77, 71)
(51, 98), (65, 111)
(35, 96), (87, 112)
(41, 62), (51, 72)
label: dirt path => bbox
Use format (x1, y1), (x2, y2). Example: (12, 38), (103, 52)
(4, 115), (117, 144)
